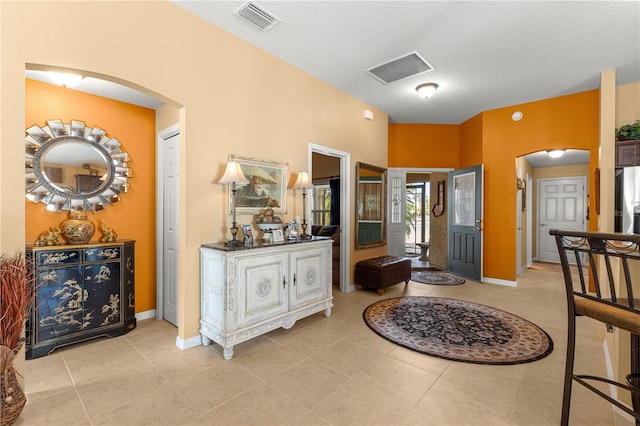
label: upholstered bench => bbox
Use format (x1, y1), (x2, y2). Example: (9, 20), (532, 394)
(355, 255), (412, 295)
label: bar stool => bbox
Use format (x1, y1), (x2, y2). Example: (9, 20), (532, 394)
(551, 229), (640, 425)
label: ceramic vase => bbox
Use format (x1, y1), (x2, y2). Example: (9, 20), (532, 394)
(61, 210), (95, 244)
(0, 346), (27, 426)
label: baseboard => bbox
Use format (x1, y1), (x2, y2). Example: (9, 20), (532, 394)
(603, 338), (636, 423)
(135, 309), (156, 321)
(483, 277), (518, 287)
(176, 335), (202, 350)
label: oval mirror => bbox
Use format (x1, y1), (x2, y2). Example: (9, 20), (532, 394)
(355, 162), (387, 249)
(25, 120), (132, 212)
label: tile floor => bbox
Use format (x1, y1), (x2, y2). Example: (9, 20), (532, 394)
(16, 268), (634, 425)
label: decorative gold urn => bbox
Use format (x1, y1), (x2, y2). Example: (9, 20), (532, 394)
(61, 210), (95, 244)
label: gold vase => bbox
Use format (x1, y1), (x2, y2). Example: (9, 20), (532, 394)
(61, 210), (95, 244)
(0, 346), (27, 426)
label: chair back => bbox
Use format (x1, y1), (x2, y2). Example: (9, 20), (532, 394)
(550, 229), (640, 316)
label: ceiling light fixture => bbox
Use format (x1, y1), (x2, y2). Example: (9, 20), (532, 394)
(547, 150), (565, 159)
(416, 83), (438, 99)
(49, 72), (84, 88)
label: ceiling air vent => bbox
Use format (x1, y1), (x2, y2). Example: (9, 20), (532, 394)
(234, 1), (281, 32)
(365, 52), (434, 85)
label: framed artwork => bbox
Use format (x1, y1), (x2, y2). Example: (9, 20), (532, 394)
(242, 224), (253, 244)
(230, 155), (288, 214)
(272, 229), (284, 243)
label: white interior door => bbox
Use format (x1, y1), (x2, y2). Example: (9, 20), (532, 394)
(386, 169), (406, 257)
(538, 177), (586, 263)
(159, 127), (180, 326)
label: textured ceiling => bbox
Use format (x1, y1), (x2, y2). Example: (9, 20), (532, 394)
(174, 0), (640, 124)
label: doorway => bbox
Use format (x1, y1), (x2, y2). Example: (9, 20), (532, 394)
(309, 144), (351, 292)
(405, 178), (430, 256)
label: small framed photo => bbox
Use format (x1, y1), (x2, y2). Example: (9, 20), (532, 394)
(242, 224), (253, 244)
(272, 229), (284, 243)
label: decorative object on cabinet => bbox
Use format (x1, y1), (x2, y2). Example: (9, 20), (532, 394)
(288, 221), (300, 240)
(355, 162), (387, 249)
(34, 226), (63, 247)
(230, 155), (288, 214)
(432, 180), (445, 217)
(199, 238), (333, 360)
(218, 160), (250, 247)
(25, 119), (132, 213)
(254, 208), (283, 240)
(0, 253), (34, 425)
(616, 120), (640, 141)
(272, 228), (284, 243)
(26, 240), (136, 359)
(99, 221), (118, 242)
(241, 224), (253, 246)
(60, 210), (96, 244)
(292, 171), (314, 239)
(616, 139), (640, 167)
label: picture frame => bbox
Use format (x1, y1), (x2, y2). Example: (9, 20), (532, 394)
(229, 155), (288, 215)
(242, 224), (253, 244)
(272, 228), (284, 243)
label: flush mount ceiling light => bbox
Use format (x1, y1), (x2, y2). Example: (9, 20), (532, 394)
(49, 72), (84, 88)
(416, 83), (438, 99)
(547, 149), (566, 159)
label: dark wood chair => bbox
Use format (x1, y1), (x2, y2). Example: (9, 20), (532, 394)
(550, 229), (640, 425)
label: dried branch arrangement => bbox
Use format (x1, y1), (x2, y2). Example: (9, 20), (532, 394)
(0, 253), (34, 351)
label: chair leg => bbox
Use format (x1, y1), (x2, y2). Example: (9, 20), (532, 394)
(561, 313), (577, 426)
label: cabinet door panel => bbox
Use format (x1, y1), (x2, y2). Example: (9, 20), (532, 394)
(37, 265), (85, 341)
(236, 252), (288, 328)
(290, 246), (329, 309)
(83, 261), (122, 330)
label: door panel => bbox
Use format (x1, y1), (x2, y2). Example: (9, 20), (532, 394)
(448, 165), (483, 281)
(387, 169), (406, 257)
(290, 246), (328, 308)
(538, 177), (585, 263)
(163, 132), (180, 325)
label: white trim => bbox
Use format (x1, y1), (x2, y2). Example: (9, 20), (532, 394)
(176, 335), (202, 350)
(485, 277), (518, 287)
(308, 143), (352, 292)
(135, 309), (157, 321)
(156, 124), (180, 322)
(388, 167), (453, 173)
(526, 174), (533, 268)
(604, 337), (636, 422)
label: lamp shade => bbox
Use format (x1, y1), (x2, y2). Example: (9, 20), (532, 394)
(547, 150), (565, 159)
(292, 171), (314, 189)
(218, 161), (249, 185)
(416, 83), (438, 99)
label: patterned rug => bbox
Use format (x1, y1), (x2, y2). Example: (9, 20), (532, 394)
(363, 296), (553, 365)
(411, 271), (465, 285)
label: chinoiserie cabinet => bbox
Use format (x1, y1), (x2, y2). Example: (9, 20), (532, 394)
(616, 139), (640, 167)
(199, 238), (333, 360)
(26, 240), (136, 359)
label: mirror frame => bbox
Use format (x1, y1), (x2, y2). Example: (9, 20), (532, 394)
(25, 119), (131, 213)
(355, 162), (387, 249)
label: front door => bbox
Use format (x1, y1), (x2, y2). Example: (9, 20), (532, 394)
(448, 165), (483, 281)
(538, 177), (586, 263)
(386, 169), (406, 257)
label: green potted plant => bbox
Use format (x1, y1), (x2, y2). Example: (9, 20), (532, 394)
(615, 120), (640, 141)
(0, 253), (34, 425)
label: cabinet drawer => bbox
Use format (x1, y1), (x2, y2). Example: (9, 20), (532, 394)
(36, 249), (82, 267)
(84, 245), (122, 262)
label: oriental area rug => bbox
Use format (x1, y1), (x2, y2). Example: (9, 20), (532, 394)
(411, 271), (465, 285)
(363, 296), (553, 365)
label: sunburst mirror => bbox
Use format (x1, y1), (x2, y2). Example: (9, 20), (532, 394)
(25, 119), (132, 212)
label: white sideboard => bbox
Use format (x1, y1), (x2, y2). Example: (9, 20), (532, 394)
(199, 238), (333, 360)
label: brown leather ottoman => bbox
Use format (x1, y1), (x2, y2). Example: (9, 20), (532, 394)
(355, 255), (411, 295)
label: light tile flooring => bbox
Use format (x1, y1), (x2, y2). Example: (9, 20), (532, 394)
(17, 269), (634, 425)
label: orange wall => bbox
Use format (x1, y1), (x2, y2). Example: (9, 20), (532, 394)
(459, 114), (483, 167)
(389, 90), (600, 282)
(481, 90), (599, 280)
(25, 79), (156, 312)
(389, 124), (460, 168)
